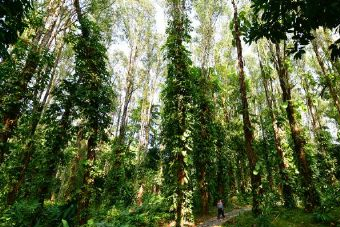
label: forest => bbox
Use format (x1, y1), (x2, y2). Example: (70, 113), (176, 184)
(0, 0), (340, 227)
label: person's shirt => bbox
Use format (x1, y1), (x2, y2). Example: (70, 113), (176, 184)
(217, 201), (223, 209)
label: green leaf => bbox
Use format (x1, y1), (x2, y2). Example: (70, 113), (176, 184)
(62, 219), (69, 227)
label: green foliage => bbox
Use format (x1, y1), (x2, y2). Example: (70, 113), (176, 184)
(0, 199), (40, 227)
(62, 219), (70, 227)
(313, 206), (333, 225)
(248, 0), (340, 59)
(100, 195), (170, 227)
(0, 200), (77, 227)
(68, 17), (115, 137)
(0, 0), (32, 58)
(190, 67), (219, 213)
(256, 214), (274, 227)
(101, 142), (136, 207)
(161, 0), (195, 223)
(225, 207), (340, 227)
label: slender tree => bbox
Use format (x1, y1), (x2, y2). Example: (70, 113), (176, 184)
(231, 0), (262, 215)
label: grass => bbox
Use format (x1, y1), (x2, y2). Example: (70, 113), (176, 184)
(224, 207), (340, 227)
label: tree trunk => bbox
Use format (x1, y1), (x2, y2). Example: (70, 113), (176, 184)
(78, 129), (98, 225)
(300, 67), (338, 184)
(312, 41), (340, 120)
(119, 45), (138, 141)
(259, 115), (274, 190)
(273, 43), (320, 211)
(199, 167), (209, 215)
(216, 132), (228, 198)
(0, 49), (39, 164)
(258, 50), (295, 207)
(0, 0), (65, 164)
(232, 0), (262, 215)
(73, 0), (100, 224)
(115, 99), (122, 137)
(6, 42), (64, 205)
(176, 154), (185, 227)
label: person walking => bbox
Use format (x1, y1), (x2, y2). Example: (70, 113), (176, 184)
(217, 199), (225, 219)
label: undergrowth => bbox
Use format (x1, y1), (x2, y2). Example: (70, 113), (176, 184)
(224, 207), (340, 227)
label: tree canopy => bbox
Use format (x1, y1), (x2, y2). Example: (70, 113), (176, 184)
(0, 0), (340, 227)
(248, 0), (340, 59)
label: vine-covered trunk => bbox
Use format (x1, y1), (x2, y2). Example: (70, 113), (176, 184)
(194, 97), (212, 215)
(0, 49), (39, 164)
(232, 0), (262, 215)
(199, 168), (209, 215)
(274, 43), (320, 211)
(6, 56), (57, 205)
(163, 0), (193, 225)
(0, 0), (63, 164)
(259, 115), (274, 190)
(78, 131), (98, 225)
(176, 153), (185, 227)
(216, 138), (227, 197)
(74, 0), (104, 223)
(259, 53), (295, 207)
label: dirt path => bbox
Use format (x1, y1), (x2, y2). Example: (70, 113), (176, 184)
(196, 207), (251, 227)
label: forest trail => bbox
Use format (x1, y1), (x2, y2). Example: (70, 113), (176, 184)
(196, 207), (251, 227)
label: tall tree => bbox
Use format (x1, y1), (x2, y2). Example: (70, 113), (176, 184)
(311, 39), (340, 120)
(162, 0), (194, 226)
(271, 43), (320, 211)
(231, 0), (262, 215)
(192, 67), (217, 215)
(192, 0), (223, 215)
(258, 45), (295, 207)
(73, 0), (115, 224)
(3, 0), (70, 205)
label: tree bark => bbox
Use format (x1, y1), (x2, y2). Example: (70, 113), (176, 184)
(232, 0), (262, 215)
(273, 43), (320, 211)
